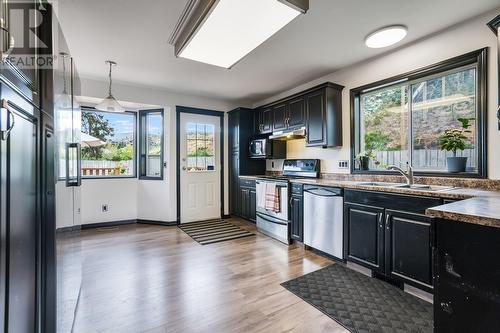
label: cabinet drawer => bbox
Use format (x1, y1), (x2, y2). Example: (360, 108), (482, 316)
(345, 189), (442, 214)
(291, 183), (303, 195)
(239, 178), (256, 188)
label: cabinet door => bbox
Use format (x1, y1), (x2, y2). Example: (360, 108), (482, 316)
(229, 152), (240, 214)
(272, 103), (287, 131)
(288, 97), (305, 129)
(240, 188), (249, 219)
(290, 195), (303, 242)
(305, 90), (326, 146)
(249, 189), (256, 222)
(228, 112), (239, 150)
(261, 108), (273, 134)
(344, 203), (384, 272)
(385, 210), (433, 290)
(2, 97), (39, 332)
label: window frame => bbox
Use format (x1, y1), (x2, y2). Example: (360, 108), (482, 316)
(350, 48), (488, 178)
(138, 109), (165, 180)
(81, 107), (138, 180)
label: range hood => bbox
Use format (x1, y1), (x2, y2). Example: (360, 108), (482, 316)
(269, 127), (306, 141)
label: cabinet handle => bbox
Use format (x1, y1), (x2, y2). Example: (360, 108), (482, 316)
(385, 214), (390, 230)
(0, 19), (15, 62)
(0, 99), (14, 141)
(378, 214), (383, 229)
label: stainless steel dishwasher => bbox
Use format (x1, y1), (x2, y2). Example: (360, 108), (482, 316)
(303, 185), (344, 260)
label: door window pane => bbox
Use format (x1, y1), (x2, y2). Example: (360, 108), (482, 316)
(139, 110), (164, 179)
(186, 122), (215, 172)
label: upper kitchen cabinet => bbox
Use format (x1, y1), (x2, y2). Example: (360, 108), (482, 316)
(488, 14), (500, 126)
(255, 107), (273, 134)
(305, 83), (343, 147)
(0, 0), (40, 105)
(254, 82), (343, 147)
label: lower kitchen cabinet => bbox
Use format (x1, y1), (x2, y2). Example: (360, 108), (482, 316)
(290, 184), (303, 242)
(385, 210), (433, 288)
(238, 178), (256, 222)
(344, 203), (385, 272)
(344, 189), (440, 292)
(434, 219), (500, 332)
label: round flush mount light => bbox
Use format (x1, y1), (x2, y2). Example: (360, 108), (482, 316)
(365, 25), (407, 48)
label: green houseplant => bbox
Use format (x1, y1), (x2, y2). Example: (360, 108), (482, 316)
(356, 151), (375, 171)
(438, 117), (474, 173)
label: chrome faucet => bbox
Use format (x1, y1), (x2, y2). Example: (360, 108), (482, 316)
(387, 163), (414, 186)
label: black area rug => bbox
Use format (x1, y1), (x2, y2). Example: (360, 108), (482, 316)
(179, 220), (254, 245)
(281, 264), (433, 333)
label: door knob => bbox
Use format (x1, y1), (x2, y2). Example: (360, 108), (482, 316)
(182, 166), (187, 171)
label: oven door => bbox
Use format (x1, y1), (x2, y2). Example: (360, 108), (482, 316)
(255, 180), (288, 221)
(249, 139), (267, 158)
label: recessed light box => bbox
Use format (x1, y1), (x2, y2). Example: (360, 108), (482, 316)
(169, 0), (308, 68)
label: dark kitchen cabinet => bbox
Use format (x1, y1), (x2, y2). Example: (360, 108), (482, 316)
(384, 210), (433, 289)
(287, 97), (305, 129)
(290, 183), (303, 242)
(255, 108), (273, 134)
(344, 203), (385, 272)
(1, 0), (40, 106)
(344, 189), (441, 291)
(434, 219), (500, 332)
(228, 108), (265, 216)
(272, 103), (287, 131)
(238, 178), (256, 222)
(305, 84), (343, 147)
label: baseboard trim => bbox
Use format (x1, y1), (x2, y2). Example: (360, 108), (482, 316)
(56, 226), (81, 233)
(222, 214), (232, 219)
(137, 219), (178, 226)
(80, 220), (136, 230)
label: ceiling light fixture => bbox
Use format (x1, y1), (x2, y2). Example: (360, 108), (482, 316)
(95, 60), (125, 112)
(365, 25), (407, 48)
(169, 0), (309, 69)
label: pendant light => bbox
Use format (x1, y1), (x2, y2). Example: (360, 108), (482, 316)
(55, 52), (72, 110)
(95, 60), (125, 112)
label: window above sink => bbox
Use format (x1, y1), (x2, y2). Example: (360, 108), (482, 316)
(350, 49), (487, 178)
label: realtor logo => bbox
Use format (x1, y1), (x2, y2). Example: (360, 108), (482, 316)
(0, 0), (54, 69)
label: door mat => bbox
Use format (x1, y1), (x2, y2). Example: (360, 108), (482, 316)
(281, 264), (433, 333)
(179, 220), (254, 245)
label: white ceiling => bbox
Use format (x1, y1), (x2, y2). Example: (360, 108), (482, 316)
(56, 0), (499, 105)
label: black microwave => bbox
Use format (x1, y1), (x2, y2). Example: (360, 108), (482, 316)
(249, 138), (286, 159)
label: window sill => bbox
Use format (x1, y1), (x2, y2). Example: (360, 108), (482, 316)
(82, 176), (137, 180)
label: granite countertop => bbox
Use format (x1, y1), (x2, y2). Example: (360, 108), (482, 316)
(291, 178), (500, 229)
(238, 175), (264, 179)
(238, 174), (500, 228)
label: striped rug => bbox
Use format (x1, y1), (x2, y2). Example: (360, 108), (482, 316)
(179, 220), (254, 245)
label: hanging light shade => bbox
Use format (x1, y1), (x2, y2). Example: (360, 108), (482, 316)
(55, 52), (72, 110)
(95, 60), (125, 112)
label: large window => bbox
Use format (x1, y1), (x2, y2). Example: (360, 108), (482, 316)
(351, 49), (486, 177)
(81, 109), (136, 178)
(139, 110), (164, 179)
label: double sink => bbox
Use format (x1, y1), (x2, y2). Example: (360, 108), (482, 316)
(354, 182), (456, 192)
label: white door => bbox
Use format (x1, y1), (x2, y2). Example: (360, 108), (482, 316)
(179, 113), (221, 223)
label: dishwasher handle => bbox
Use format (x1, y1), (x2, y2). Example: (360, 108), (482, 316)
(304, 187), (342, 197)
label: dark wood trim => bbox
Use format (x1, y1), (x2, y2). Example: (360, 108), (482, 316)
(350, 48), (488, 178)
(137, 219), (177, 226)
(80, 220), (137, 230)
(487, 14), (500, 34)
(176, 106), (225, 224)
(138, 108), (165, 180)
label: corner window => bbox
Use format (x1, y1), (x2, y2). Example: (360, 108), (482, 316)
(351, 49), (486, 177)
(139, 109), (164, 179)
(81, 109), (136, 178)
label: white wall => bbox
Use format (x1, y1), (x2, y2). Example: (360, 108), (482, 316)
(75, 79), (238, 225)
(257, 10), (500, 179)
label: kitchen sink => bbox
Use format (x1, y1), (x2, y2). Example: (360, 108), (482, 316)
(354, 182), (401, 187)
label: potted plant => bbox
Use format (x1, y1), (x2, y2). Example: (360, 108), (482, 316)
(438, 117), (474, 173)
(356, 151), (374, 171)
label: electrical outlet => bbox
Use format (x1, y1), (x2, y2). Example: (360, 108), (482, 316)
(338, 160), (349, 169)
(102, 204), (108, 212)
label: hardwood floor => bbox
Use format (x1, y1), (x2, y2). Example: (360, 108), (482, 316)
(57, 218), (347, 333)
